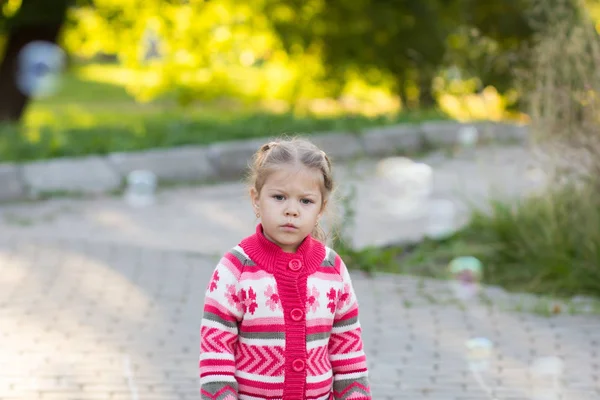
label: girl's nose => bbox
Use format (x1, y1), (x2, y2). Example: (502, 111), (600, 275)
(285, 207), (299, 217)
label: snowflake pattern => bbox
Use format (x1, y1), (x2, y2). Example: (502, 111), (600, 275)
(208, 269), (219, 292)
(327, 287), (338, 314)
(306, 286), (320, 313)
(265, 285), (281, 311)
(337, 283), (352, 309)
(224, 285), (259, 315)
(240, 287), (258, 315)
(225, 284), (243, 312)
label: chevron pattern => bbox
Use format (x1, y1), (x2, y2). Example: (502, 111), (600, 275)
(307, 345), (330, 375)
(328, 331), (363, 354)
(236, 343), (285, 376)
(333, 381), (371, 400)
(201, 327), (237, 353)
(201, 385), (237, 400)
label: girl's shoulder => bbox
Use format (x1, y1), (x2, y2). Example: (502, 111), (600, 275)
(225, 244), (255, 267)
(322, 246), (345, 273)
(212, 245), (254, 279)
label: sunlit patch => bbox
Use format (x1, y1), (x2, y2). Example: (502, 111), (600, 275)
(17, 41), (66, 98)
(448, 256), (483, 300)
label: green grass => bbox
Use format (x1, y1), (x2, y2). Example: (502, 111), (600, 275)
(0, 66), (448, 163)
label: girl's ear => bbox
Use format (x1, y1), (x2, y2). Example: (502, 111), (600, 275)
(319, 199), (328, 217)
(249, 187), (259, 209)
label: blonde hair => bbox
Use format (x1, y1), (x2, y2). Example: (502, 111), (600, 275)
(247, 137), (335, 243)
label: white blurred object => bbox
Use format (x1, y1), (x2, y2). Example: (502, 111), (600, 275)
(530, 356), (563, 400)
(17, 41), (66, 98)
(375, 157), (433, 218)
(125, 170), (157, 207)
(425, 199), (457, 239)
(458, 125), (479, 148)
(465, 337), (493, 372)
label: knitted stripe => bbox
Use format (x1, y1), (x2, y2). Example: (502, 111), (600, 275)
(240, 268), (273, 280)
(229, 246), (255, 267)
(332, 378), (370, 399)
(202, 302), (238, 326)
(311, 270), (344, 280)
(200, 384), (238, 400)
(237, 374), (284, 398)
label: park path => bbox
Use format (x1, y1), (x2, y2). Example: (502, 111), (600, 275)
(1, 144), (598, 400)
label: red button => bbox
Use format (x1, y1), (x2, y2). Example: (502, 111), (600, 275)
(290, 308), (304, 321)
(292, 359), (305, 372)
(288, 259), (302, 271)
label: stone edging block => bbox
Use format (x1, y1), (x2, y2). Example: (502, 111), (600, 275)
(308, 131), (364, 161)
(360, 124), (422, 157)
(0, 163), (26, 202)
(109, 145), (218, 183)
(206, 137), (270, 180)
(21, 156), (122, 195)
(0, 121), (530, 202)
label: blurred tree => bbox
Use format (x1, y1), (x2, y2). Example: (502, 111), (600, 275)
(63, 0), (315, 106)
(447, 0), (586, 100)
(0, 0), (74, 122)
(265, 0), (462, 109)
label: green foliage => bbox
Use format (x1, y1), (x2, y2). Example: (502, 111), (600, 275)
(61, 0), (337, 106)
(56, 0), (594, 112)
(266, 0), (461, 106)
(440, 185), (600, 298)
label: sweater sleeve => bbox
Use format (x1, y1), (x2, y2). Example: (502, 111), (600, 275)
(329, 256), (372, 400)
(199, 255), (243, 400)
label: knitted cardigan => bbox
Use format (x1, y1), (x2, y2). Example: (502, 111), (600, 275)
(199, 224), (371, 400)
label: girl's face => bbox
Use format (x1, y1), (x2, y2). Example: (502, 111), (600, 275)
(251, 165), (326, 253)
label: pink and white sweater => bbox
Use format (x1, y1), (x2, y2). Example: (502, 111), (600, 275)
(199, 224), (371, 400)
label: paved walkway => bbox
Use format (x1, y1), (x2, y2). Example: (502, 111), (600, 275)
(1, 145), (599, 400)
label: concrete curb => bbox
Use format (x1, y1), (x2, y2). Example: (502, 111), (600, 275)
(0, 121), (528, 202)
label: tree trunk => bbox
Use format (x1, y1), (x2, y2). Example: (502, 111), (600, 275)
(395, 71), (406, 109)
(418, 71), (435, 109)
(0, 1), (69, 122)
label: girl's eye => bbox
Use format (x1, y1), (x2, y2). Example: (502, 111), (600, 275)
(301, 199), (314, 205)
(273, 195), (285, 201)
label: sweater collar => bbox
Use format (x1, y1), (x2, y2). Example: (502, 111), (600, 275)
(240, 224), (325, 274)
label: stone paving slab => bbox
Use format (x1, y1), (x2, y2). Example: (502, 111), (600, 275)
(1, 237), (599, 400)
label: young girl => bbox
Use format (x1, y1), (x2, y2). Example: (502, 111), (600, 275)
(199, 138), (372, 400)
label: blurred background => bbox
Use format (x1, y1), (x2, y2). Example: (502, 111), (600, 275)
(4, 0), (598, 161)
(2, 0), (600, 399)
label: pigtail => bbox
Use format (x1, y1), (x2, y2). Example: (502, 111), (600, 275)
(311, 221), (328, 244)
